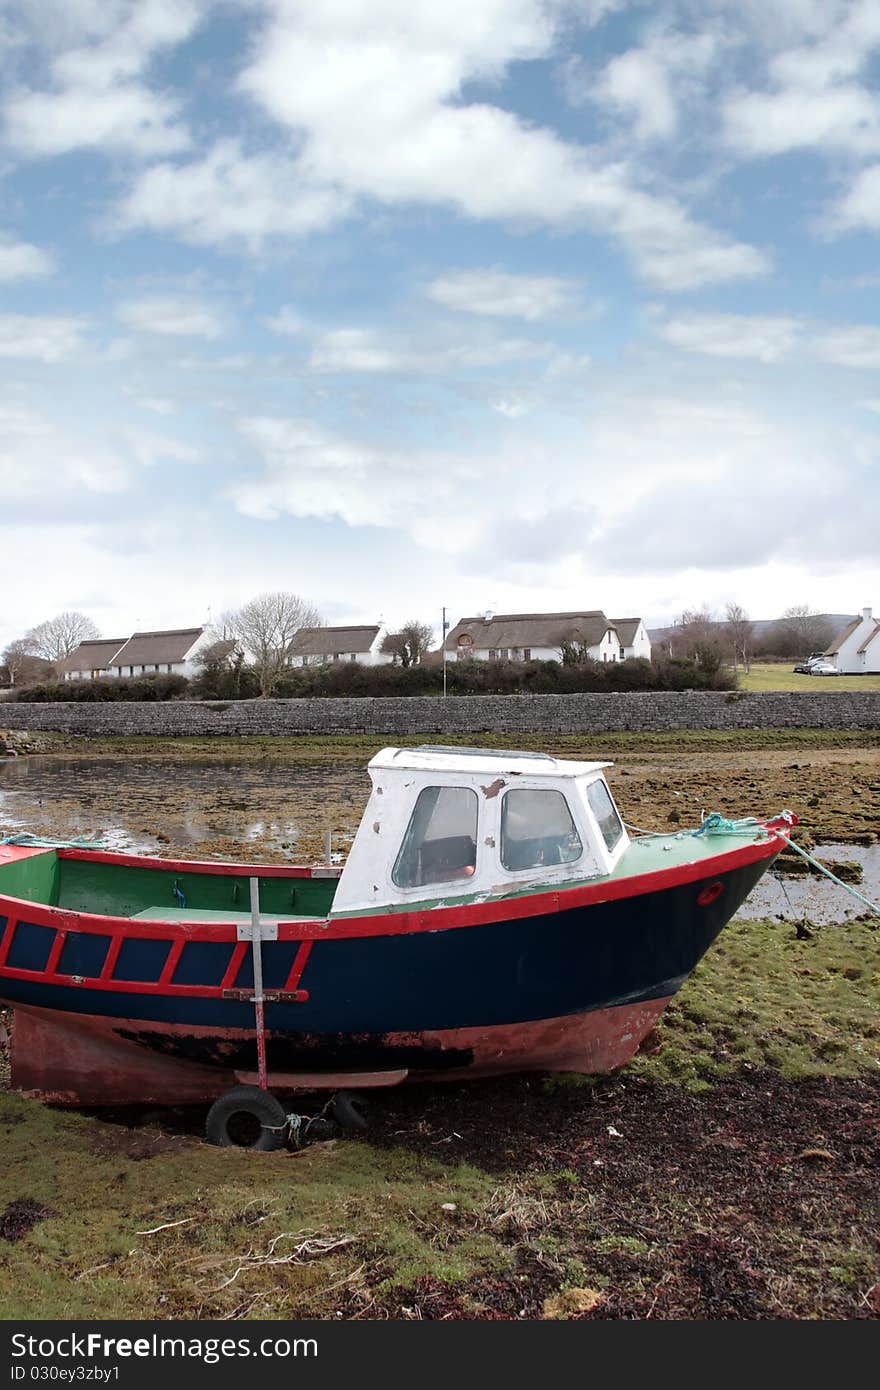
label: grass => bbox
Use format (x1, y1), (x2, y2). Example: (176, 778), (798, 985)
(738, 663), (880, 692)
(24, 725), (880, 762)
(0, 1095), (502, 1320)
(0, 912), (876, 1319)
(626, 915), (880, 1090)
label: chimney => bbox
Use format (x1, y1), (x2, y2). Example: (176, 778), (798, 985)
(863, 606), (873, 620)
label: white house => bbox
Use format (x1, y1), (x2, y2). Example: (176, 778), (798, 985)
(60, 628), (226, 681)
(824, 607), (880, 673)
(444, 611), (624, 663)
(610, 617), (652, 662)
(287, 624), (393, 667)
(59, 638), (128, 681)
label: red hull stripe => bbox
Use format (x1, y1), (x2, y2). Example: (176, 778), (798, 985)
(0, 834), (783, 1007)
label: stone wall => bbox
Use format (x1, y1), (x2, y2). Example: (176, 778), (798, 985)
(3, 689), (880, 738)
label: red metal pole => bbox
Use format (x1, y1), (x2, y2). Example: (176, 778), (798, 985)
(249, 876), (268, 1091)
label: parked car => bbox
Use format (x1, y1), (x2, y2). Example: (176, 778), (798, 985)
(793, 653), (832, 673)
(808, 661), (840, 675)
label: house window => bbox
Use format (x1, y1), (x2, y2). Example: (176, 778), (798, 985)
(523, 648), (531, 660)
(350, 653), (357, 662)
(586, 780), (623, 851)
(166, 665), (172, 673)
(392, 786), (478, 889)
(489, 649), (499, 661)
(500, 789), (582, 871)
(128, 666), (134, 676)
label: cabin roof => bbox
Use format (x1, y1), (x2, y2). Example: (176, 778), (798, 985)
(110, 628), (204, 666)
(58, 638), (128, 673)
(445, 610), (614, 653)
(857, 620), (880, 654)
(369, 745), (611, 779)
(610, 617), (641, 646)
(289, 624), (381, 655)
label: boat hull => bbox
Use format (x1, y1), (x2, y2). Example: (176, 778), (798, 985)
(1, 842), (777, 1104)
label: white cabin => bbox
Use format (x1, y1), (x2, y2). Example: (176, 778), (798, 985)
(331, 745), (630, 916)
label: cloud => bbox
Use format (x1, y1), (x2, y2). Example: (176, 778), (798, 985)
(656, 311), (803, 362)
(811, 325), (880, 369)
(723, 0), (880, 159)
(306, 326), (551, 374)
(231, 415), (482, 549)
(588, 27), (721, 143)
(113, 2), (766, 290)
(3, 0), (203, 159)
(0, 234), (55, 280)
(0, 403), (130, 498)
(116, 294), (225, 339)
(114, 140), (352, 249)
(828, 162), (880, 233)
(0, 313), (90, 361)
(425, 269), (579, 320)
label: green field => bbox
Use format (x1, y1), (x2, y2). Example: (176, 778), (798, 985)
(739, 662), (880, 692)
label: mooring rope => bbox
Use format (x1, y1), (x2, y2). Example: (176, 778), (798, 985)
(627, 810), (879, 919)
(0, 832), (109, 849)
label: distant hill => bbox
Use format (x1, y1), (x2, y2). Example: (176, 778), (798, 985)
(648, 614), (856, 647)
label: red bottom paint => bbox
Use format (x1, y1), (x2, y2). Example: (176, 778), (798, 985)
(10, 996), (672, 1106)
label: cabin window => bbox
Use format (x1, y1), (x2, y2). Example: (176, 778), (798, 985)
(500, 789), (582, 871)
(392, 786), (478, 889)
(586, 779), (623, 851)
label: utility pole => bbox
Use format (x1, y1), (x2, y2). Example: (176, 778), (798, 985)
(442, 606), (449, 697)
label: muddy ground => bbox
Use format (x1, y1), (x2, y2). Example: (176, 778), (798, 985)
(0, 729), (877, 1320)
(1, 729), (878, 865)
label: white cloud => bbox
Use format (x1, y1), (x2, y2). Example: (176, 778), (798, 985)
(425, 269), (579, 320)
(811, 325), (880, 369)
(657, 311), (803, 363)
(829, 162), (880, 233)
(231, 414), (483, 549)
(3, 0), (203, 159)
(116, 294), (225, 339)
(0, 313), (90, 362)
(0, 234), (55, 280)
(113, 2), (766, 290)
(0, 404), (129, 498)
(114, 140), (352, 249)
(591, 28), (720, 143)
(307, 326), (551, 374)
(265, 306), (309, 337)
(723, 0), (880, 159)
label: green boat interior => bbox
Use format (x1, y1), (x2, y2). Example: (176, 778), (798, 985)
(0, 850), (340, 922)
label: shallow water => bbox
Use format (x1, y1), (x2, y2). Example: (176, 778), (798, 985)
(0, 756), (366, 860)
(735, 842), (880, 926)
(0, 755), (876, 923)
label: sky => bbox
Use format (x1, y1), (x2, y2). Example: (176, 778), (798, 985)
(2, 0), (879, 650)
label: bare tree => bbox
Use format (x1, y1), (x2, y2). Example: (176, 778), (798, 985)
(724, 602), (754, 673)
(381, 620), (434, 667)
(2, 639), (49, 687)
(673, 607), (725, 672)
(24, 611), (99, 664)
(764, 605), (834, 660)
(226, 592), (322, 697)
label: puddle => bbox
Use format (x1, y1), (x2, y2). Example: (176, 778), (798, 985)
(1, 756), (876, 921)
(0, 757), (366, 861)
(737, 842), (880, 926)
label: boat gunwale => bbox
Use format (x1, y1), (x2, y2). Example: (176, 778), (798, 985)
(0, 830), (786, 961)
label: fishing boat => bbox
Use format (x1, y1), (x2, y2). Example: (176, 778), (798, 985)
(0, 745), (794, 1133)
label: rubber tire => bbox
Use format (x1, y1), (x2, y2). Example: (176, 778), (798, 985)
(329, 1090), (370, 1132)
(205, 1085), (287, 1151)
